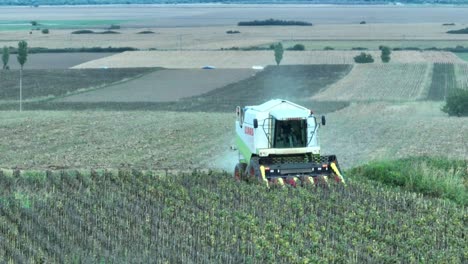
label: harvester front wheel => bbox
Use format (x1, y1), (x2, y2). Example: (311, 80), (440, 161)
(246, 158), (260, 183)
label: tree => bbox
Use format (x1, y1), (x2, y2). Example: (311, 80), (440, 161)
(17, 40), (28, 112)
(380, 46), (391, 63)
(288, 44), (305, 51)
(274, 43), (283, 66)
(353, 52), (374, 63)
(2, 46), (9, 70)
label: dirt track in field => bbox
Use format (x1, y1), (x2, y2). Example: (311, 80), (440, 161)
(58, 69), (257, 102)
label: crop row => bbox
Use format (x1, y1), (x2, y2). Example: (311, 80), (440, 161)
(0, 169), (465, 263)
(455, 63), (468, 91)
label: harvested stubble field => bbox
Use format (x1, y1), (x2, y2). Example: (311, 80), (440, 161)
(320, 102), (468, 168)
(73, 50), (464, 69)
(0, 68), (155, 101)
(58, 69), (257, 102)
(0, 102), (466, 171)
(0, 111), (233, 170)
(3, 52), (116, 70)
(0, 169), (465, 263)
(313, 63), (433, 101)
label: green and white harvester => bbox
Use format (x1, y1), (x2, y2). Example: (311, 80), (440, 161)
(234, 99), (346, 188)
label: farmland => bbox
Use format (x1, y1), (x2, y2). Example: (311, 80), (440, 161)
(182, 65), (352, 112)
(0, 68), (154, 101)
(0, 20), (128, 31)
(4, 52), (116, 70)
(319, 102), (468, 168)
(0, 102), (466, 172)
(455, 63), (468, 90)
(73, 50), (464, 69)
(0, 168), (465, 263)
(3, 24), (468, 51)
(427, 63), (458, 100)
(1, 3), (467, 262)
(59, 69), (257, 102)
(0, 111), (232, 170)
(276, 40), (468, 51)
(0, 65), (351, 113)
(313, 64), (432, 101)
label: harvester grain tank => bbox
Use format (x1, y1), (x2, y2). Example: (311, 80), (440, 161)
(234, 99), (345, 187)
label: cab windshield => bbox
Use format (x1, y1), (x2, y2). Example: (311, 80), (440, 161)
(273, 120), (307, 148)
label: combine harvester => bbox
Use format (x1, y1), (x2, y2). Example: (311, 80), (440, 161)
(234, 99), (346, 188)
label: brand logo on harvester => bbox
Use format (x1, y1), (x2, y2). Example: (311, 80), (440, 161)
(244, 126), (254, 136)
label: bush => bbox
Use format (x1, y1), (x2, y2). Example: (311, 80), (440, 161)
(324, 46), (334, 50)
(442, 88), (468, 116)
(287, 44), (305, 51)
(359, 21), (366, 24)
(137, 30), (155, 34)
(226, 30), (240, 34)
(71, 30), (95, 34)
(351, 47), (368, 50)
(353, 52), (374, 63)
(41, 28), (49, 34)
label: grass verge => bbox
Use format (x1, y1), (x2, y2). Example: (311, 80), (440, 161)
(349, 156), (467, 205)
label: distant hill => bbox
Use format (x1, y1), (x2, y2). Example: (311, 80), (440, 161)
(3, 0), (468, 6)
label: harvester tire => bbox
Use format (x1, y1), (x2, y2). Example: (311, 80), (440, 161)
(234, 163), (247, 182)
(246, 158), (263, 184)
(234, 163), (243, 182)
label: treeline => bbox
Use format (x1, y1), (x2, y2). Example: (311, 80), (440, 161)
(4, 0), (468, 6)
(447, 27), (468, 34)
(238, 19), (312, 26)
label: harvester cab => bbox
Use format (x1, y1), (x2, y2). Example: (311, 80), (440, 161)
(234, 99), (345, 188)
